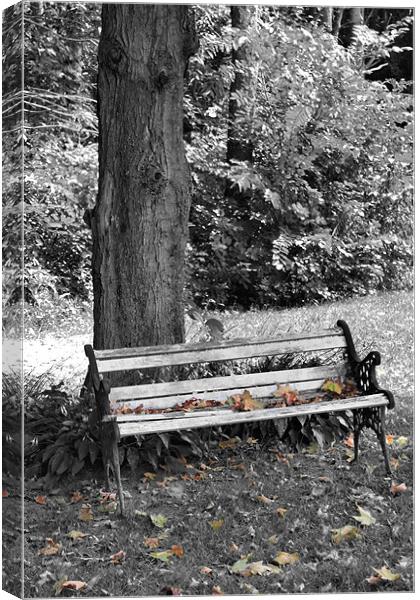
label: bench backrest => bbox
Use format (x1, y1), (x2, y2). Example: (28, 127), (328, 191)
(86, 327), (350, 412)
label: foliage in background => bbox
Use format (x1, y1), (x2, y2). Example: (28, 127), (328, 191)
(2, 3), (413, 313)
(186, 6), (413, 308)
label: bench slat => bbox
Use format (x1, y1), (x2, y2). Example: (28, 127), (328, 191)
(110, 380), (327, 411)
(97, 333), (346, 372)
(109, 364), (347, 402)
(117, 394), (387, 437)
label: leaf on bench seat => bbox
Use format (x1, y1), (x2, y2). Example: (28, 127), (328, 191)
(228, 390), (264, 412)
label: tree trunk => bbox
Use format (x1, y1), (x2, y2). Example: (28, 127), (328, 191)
(92, 4), (196, 350)
(320, 7), (333, 32)
(340, 8), (364, 48)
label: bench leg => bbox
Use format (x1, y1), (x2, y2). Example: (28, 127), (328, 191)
(351, 407), (391, 475)
(102, 423), (125, 515)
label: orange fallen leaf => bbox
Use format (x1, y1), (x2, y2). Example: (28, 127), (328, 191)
(110, 549), (126, 564)
(2, 489), (9, 497)
(344, 435), (354, 448)
(385, 434), (395, 445)
(390, 481), (408, 495)
(61, 580), (87, 591)
(35, 495), (47, 505)
(257, 495), (273, 505)
(144, 537), (160, 549)
(38, 538), (62, 556)
(171, 544), (184, 557)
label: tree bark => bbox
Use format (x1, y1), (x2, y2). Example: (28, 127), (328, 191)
(92, 4), (196, 350)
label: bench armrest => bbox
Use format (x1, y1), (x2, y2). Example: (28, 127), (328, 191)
(337, 320), (395, 409)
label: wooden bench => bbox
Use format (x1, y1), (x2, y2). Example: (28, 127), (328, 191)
(84, 319), (394, 515)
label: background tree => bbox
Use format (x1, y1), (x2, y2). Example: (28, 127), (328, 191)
(92, 4), (197, 349)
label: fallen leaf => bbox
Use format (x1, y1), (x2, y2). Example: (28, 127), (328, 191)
(97, 501), (117, 513)
(67, 530), (88, 541)
(228, 542), (239, 553)
(231, 557), (250, 574)
(62, 580), (87, 591)
(331, 525), (360, 544)
(256, 495), (273, 505)
(160, 586), (182, 595)
(144, 537), (160, 549)
(150, 513), (168, 528)
(246, 437), (258, 445)
(243, 561), (280, 576)
(395, 436), (408, 448)
(276, 507), (288, 519)
(38, 538), (62, 556)
(390, 481), (408, 495)
(385, 434), (395, 445)
(110, 549), (126, 564)
(200, 566), (213, 575)
(352, 506), (376, 526)
(35, 495), (47, 505)
(99, 491), (117, 503)
(70, 490), (84, 503)
(321, 379), (342, 395)
(273, 551), (299, 566)
(372, 566), (401, 582)
(2, 489), (9, 497)
(144, 472), (156, 480)
(267, 535), (279, 545)
(209, 519), (224, 530)
(211, 585), (223, 595)
(170, 544), (184, 557)
(150, 550), (173, 563)
(366, 575), (382, 586)
(79, 504), (93, 522)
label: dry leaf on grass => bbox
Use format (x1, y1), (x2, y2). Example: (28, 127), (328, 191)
(200, 566), (213, 575)
(79, 504), (93, 522)
(159, 587), (182, 595)
(38, 538), (62, 556)
(331, 525), (360, 544)
(371, 566), (401, 582)
(170, 544), (184, 557)
(35, 495), (47, 505)
(256, 495), (273, 505)
(61, 580), (87, 591)
(67, 530), (88, 541)
(209, 519), (224, 530)
(110, 550), (126, 564)
(273, 551), (299, 566)
(144, 537), (160, 549)
(2, 489), (9, 497)
(352, 506), (376, 526)
(344, 435), (354, 448)
(150, 513), (168, 528)
(211, 585), (223, 595)
(276, 507), (288, 519)
(390, 481), (408, 495)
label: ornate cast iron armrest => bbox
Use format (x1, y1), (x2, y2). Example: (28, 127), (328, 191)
(336, 320), (395, 410)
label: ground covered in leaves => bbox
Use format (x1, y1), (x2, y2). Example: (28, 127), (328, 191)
(3, 427), (413, 597)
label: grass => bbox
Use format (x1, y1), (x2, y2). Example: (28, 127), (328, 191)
(2, 290), (414, 596)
